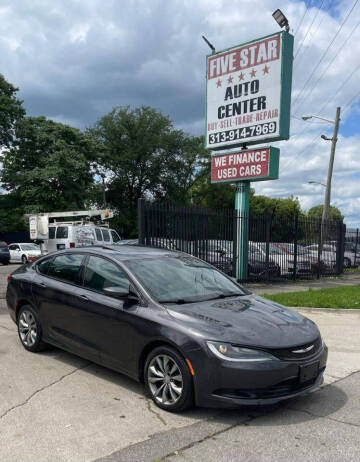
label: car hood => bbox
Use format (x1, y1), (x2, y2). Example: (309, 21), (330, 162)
(165, 294), (319, 348)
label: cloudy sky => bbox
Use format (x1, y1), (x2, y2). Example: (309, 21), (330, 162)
(1, 0), (360, 226)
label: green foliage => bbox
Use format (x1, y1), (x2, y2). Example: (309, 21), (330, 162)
(250, 189), (302, 218)
(308, 204), (343, 220)
(0, 74), (25, 149)
(87, 106), (206, 236)
(0, 193), (27, 234)
(262, 285), (360, 309)
(0, 117), (95, 212)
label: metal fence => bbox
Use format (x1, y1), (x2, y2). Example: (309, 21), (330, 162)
(138, 199), (347, 282)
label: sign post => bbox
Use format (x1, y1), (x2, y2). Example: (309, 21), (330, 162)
(205, 30), (293, 280)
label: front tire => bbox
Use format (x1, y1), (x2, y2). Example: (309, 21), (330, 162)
(17, 306), (47, 352)
(144, 346), (193, 412)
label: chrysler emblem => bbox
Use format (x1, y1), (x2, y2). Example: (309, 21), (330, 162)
(292, 345), (314, 354)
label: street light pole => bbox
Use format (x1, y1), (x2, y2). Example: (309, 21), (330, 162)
(322, 106), (341, 223)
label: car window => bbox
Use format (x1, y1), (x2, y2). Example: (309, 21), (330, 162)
(47, 254), (84, 284)
(101, 229), (110, 242)
(37, 258), (52, 275)
(56, 226), (69, 239)
(111, 230), (120, 243)
(9, 245), (19, 250)
(21, 244), (39, 251)
(95, 228), (103, 241)
(83, 256), (130, 293)
(49, 227), (56, 239)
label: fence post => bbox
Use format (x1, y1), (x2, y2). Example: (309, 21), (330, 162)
(232, 210), (237, 278)
(336, 221), (345, 275)
(317, 220), (322, 279)
(355, 228), (359, 268)
(293, 213), (298, 281)
(265, 214), (271, 282)
(138, 198), (145, 245)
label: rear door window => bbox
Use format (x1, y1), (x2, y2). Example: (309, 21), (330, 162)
(101, 229), (110, 242)
(37, 258), (52, 275)
(56, 226), (69, 239)
(47, 254), (84, 284)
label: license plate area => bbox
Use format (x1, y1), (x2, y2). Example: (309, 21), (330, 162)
(299, 362), (319, 383)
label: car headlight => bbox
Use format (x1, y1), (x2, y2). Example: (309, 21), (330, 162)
(206, 341), (278, 362)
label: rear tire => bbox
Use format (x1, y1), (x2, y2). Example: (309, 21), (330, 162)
(21, 255), (28, 264)
(344, 257), (351, 269)
(144, 346), (194, 412)
(17, 306), (47, 352)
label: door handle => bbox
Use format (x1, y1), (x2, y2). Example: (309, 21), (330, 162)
(35, 281), (46, 288)
(77, 294), (88, 300)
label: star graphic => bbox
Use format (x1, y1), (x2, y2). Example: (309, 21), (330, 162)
(262, 65), (270, 75)
(216, 79), (222, 88)
(238, 72), (245, 81)
(227, 75), (233, 84)
(250, 69), (257, 78)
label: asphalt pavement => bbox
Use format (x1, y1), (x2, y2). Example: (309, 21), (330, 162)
(0, 263), (359, 462)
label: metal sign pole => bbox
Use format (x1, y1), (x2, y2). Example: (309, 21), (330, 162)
(235, 181), (250, 280)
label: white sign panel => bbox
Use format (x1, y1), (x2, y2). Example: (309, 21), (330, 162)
(205, 31), (293, 150)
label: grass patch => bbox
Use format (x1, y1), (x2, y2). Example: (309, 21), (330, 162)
(262, 285), (360, 309)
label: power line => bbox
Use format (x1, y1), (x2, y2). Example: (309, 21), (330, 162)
(294, 1), (311, 35)
(294, 0), (325, 60)
(294, 12), (360, 115)
(292, 0), (359, 112)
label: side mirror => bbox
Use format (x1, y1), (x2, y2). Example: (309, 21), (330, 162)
(103, 286), (139, 302)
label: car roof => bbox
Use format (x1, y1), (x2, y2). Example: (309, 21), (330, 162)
(42, 244), (183, 261)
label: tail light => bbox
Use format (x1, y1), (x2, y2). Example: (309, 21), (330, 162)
(7, 274), (12, 282)
(69, 243), (75, 248)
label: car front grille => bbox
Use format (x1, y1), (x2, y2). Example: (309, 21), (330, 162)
(266, 336), (322, 361)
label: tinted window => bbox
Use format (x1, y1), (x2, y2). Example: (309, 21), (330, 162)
(37, 258), (52, 275)
(49, 227), (56, 239)
(111, 230), (120, 243)
(84, 256), (130, 293)
(9, 245), (20, 250)
(56, 226), (69, 239)
(102, 229), (110, 242)
(95, 228), (103, 241)
(48, 254), (84, 283)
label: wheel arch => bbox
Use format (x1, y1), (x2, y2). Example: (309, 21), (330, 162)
(15, 299), (37, 321)
(138, 339), (187, 383)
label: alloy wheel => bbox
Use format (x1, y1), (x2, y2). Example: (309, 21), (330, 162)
(19, 310), (38, 347)
(147, 354), (183, 405)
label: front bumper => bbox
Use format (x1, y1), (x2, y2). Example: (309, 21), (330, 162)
(191, 344), (328, 408)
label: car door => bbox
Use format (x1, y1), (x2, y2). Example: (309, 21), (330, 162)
(32, 253), (101, 362)
(77, 255), (139, 374)
(9, 244), (21, 262)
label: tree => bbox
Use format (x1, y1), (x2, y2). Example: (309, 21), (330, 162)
(308, 204), (343, 221)
(87, 106), (206, 236)
(0, 193), (27, 234)
(0, 74), (25, 149)
(0, 117), (95, 212)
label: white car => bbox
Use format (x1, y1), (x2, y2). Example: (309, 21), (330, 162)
(8, 243), (41, 264)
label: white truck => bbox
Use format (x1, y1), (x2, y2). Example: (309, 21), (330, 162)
(27, 210), (121, 254)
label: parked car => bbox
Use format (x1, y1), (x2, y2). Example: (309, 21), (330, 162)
(327, 241), (360, 268)
(272, 243), (317, 275)
(0, 241), (10, 266)
(6, 245), (327, 411)
(305, 244), (337, 272)
(45, 224), (121, 252)
(8, 243), (41, 264)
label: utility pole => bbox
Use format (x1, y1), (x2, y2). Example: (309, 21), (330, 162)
(322, 107), (341, 222)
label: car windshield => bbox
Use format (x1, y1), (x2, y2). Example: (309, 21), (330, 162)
(21, 244), (40, 251)
(125, 255), (247, 303)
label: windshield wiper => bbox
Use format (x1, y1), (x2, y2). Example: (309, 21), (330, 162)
(158, 299), (187, 304)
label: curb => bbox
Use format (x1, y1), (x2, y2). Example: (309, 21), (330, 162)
(292, 306), (360, 313)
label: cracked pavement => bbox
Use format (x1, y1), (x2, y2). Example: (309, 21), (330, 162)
(0, 265), (359, 462)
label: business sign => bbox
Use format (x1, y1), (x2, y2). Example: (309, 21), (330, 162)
(205, 31), (293, 150)
(211, 146), (279, 184)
